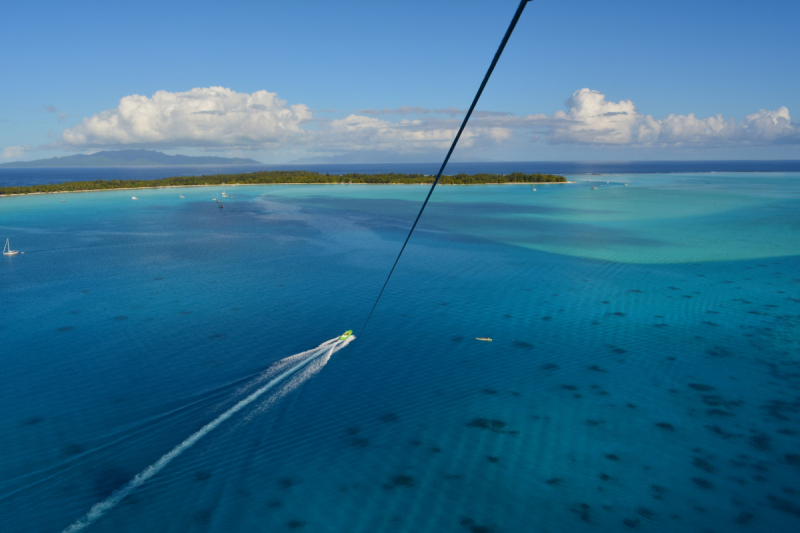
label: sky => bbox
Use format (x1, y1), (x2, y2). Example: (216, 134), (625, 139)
(1, 0), (799, 164)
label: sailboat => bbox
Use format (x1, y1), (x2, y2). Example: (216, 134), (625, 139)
(3, 238), (19, 256)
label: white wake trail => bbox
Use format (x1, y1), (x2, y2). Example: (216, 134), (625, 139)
(62, 335), (353, 533)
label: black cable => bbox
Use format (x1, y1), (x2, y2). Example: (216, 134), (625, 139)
(360, 0), (533, 336)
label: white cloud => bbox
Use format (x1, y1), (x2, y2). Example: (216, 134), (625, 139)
(57, 86), (799, 159)
(59, 87), (513, 156)
(62, 87), (312, 150)
(519, 88), (799, 147)
(1, 145), (33, 160)
(318, 114), (511, 154)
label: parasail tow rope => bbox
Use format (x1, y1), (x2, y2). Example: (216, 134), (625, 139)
(360, 0), (534, 336)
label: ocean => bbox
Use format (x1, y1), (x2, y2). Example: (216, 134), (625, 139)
(1, 167), (799, 532)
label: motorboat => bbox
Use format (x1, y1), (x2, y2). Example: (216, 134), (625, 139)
(339, 330), (353, 341)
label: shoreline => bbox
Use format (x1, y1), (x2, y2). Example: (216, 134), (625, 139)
(0, 181), (575, 198)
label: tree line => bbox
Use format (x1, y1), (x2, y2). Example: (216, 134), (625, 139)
(0, 170), (566, 196)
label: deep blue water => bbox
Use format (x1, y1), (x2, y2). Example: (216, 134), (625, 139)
(1, 172), (800, 532)
(2, 160), (800, 188)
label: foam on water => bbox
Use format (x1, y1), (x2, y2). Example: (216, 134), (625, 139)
(61, 336), (352, 532)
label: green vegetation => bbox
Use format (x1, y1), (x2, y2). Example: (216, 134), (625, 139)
(0, 170), (566, 196)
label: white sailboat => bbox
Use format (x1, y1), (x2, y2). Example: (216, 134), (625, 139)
(3, 238), (19, 256)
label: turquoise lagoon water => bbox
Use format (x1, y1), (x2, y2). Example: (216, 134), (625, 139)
(1, 173), (800, 532)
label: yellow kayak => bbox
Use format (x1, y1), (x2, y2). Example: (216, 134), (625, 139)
(476, 337), (492, 342)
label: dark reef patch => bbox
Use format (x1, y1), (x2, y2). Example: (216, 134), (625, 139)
(545, 477), (563, 485)
(193, 471), (212, 482)
(379, 413), (398, 423)
(278, 477), (298, 490)
(570, 502), (591, 523)
(767, 495), (800, 517)
(63, 444), (84, 456)
(732, 511), (755, 525)
(459, 517), (493, 533)
(692, 477), (714, 490)
(706, 346), (732, 357)
(655, 422), (675, 432)
(785, 454), (800, 467)
(287, 519), (306, 529)
(705, 425), (737, 439)
(692, 457), (715, 473)
(384, 475), (414, 489)
(707, 409), (735, 417)
(113, 315), (128, 321)
(512, 340), (534, 350)
(21, 415), (45, 426)
(209, 333), (226, 339)
(57, 326), (74, 332)
(487, 456), (500, 463)
(622, 518), (640, 528)
(749, 433), (771, 452)
(688, 383), (715, 391)
(466, 418), (511, 434)
(701, 394), (743, 410)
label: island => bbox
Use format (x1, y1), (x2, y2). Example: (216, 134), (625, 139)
(0, 149), (262, 168)
(0, 170), (567, 196)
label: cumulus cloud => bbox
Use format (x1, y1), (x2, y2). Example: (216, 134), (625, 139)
(62, 87), (312, 150)
(57, 86), (799, 158)
(1, 145), (34, 159)
(59, 87), (512, 156)
(520, 88), (799, 147)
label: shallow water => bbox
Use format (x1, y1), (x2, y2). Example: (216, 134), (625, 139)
(1, 173), (799, 532)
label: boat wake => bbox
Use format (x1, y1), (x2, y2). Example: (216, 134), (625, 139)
(61, 335), (354, 533)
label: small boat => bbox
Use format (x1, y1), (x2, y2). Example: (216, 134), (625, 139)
(532, 188), (537, 191)
(221, 191), (228, 198)
(339, 330), (353, 340)
(476, 337), (492, 342)
(218, 203), (224, 209)
(179, 195), (185, 198)
(132, 196), (138, 200)
(3, 238), (19, 256)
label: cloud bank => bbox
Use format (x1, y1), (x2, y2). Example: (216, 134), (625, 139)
(62, 87), (312, 150)
(56, 86), (799, 159)
(525, 88), (799, 147)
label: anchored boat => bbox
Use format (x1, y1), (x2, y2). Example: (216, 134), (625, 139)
(3, 238), (19, 256)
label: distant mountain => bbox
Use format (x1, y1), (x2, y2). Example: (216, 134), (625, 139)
(0, 149), (262, 168)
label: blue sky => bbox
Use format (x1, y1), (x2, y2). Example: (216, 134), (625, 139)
(2, 0), (799, 163)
